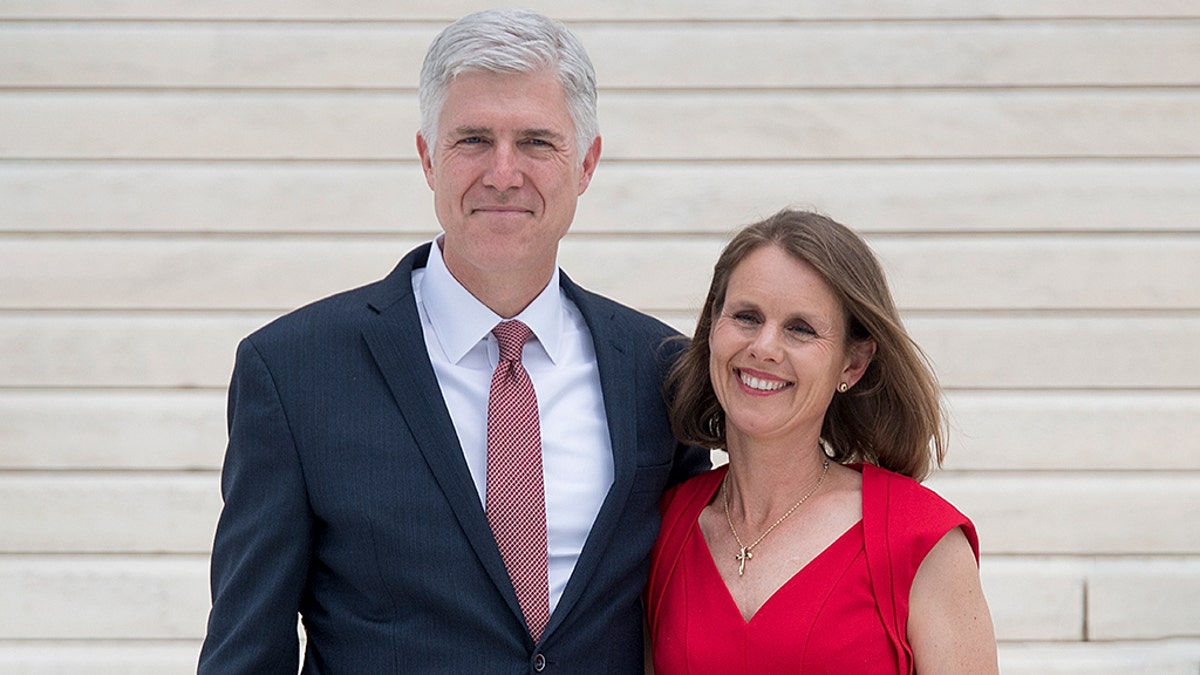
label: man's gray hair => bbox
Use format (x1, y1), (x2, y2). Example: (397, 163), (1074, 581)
(418, 8), (599, 165)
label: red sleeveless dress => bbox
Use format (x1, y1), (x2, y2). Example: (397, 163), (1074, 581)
(646, 464), (978, 674)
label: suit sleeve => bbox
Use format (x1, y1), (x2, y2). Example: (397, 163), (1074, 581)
(198, 338), (313, 674)
(668, 440), (711, 488)
(657, 335), (712, 486)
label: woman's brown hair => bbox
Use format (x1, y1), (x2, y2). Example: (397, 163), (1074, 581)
(665, 209), (945, 480)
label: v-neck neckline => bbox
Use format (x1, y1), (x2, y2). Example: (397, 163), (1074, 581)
(693, 474), (864, 625)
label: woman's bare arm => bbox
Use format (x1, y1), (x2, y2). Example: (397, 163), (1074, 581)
(908, 526), (999, 674)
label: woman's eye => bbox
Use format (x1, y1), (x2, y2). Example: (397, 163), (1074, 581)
(788, 323), (817, 337)
(732, 312), (759, 325)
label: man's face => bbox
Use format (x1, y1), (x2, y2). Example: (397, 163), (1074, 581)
(417, 68), (601, 294)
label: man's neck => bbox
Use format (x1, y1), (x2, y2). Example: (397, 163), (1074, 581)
(446, 263), (555, 319)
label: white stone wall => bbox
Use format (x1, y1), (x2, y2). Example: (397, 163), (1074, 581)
(1, 2), (1198, 672)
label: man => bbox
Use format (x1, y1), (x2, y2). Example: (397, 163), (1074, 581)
(198, 9), (708, 673)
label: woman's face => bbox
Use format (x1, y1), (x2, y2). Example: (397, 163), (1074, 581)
(708, 244), (871, 447)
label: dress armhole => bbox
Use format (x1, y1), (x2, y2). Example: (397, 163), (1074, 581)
(861, 464), (978, 675)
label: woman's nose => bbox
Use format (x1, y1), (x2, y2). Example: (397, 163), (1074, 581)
(747, 325), (783, 361)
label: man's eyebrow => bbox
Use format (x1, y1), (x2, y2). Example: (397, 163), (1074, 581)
(446, 126), (568, 143)
(448, 125), (491, 137)
(524, 128), (567, 141)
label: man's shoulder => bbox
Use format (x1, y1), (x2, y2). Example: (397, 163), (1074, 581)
(246, 247), (425, 349)
(563, 275), (681, 340)
(249, 277), (385, 342)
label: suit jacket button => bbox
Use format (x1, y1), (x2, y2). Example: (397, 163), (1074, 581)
(533, 653), (546, 671)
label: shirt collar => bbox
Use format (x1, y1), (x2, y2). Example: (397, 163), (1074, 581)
(420, 235), (564, 365)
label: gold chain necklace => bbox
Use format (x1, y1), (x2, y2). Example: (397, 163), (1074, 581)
(723, 458), (830, 577)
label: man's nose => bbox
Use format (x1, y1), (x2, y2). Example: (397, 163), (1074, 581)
(482, 144), (525, 191)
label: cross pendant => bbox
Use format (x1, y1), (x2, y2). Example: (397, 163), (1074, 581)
(735, 547), (752, 576)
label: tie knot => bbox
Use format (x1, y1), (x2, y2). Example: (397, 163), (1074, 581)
(492, 320), (533, 363)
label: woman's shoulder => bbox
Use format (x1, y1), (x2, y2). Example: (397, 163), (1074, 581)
(649, 466), (728, 609)
(662, 465), (727, 514)
(862, 463), (963, 514)
(862, 463), (980, 565)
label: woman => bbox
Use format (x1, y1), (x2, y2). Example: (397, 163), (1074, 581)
(647, 210), (997, 673)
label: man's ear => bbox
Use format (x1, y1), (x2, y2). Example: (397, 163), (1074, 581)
(416, 132), (436, 190)
(577, 135), (602, 195)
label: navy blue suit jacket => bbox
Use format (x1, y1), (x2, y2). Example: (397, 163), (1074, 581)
(199, 243), (709, 674)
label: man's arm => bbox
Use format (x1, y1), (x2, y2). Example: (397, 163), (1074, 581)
(198, 339), (313, 675)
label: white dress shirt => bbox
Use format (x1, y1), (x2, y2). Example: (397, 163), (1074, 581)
(412, 237), (614, 615)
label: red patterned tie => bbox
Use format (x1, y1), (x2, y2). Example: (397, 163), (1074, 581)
(485, 320), (550, 641)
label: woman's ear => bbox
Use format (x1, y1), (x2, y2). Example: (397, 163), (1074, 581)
(841, 338), (877, 389)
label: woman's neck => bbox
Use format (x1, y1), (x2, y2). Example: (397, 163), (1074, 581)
(722, 434), (830, 527)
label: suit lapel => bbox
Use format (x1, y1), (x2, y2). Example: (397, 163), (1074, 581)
(546, 275), (639, 632)
(360, 258), (650, 642)
(359, 245), (528, 632)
